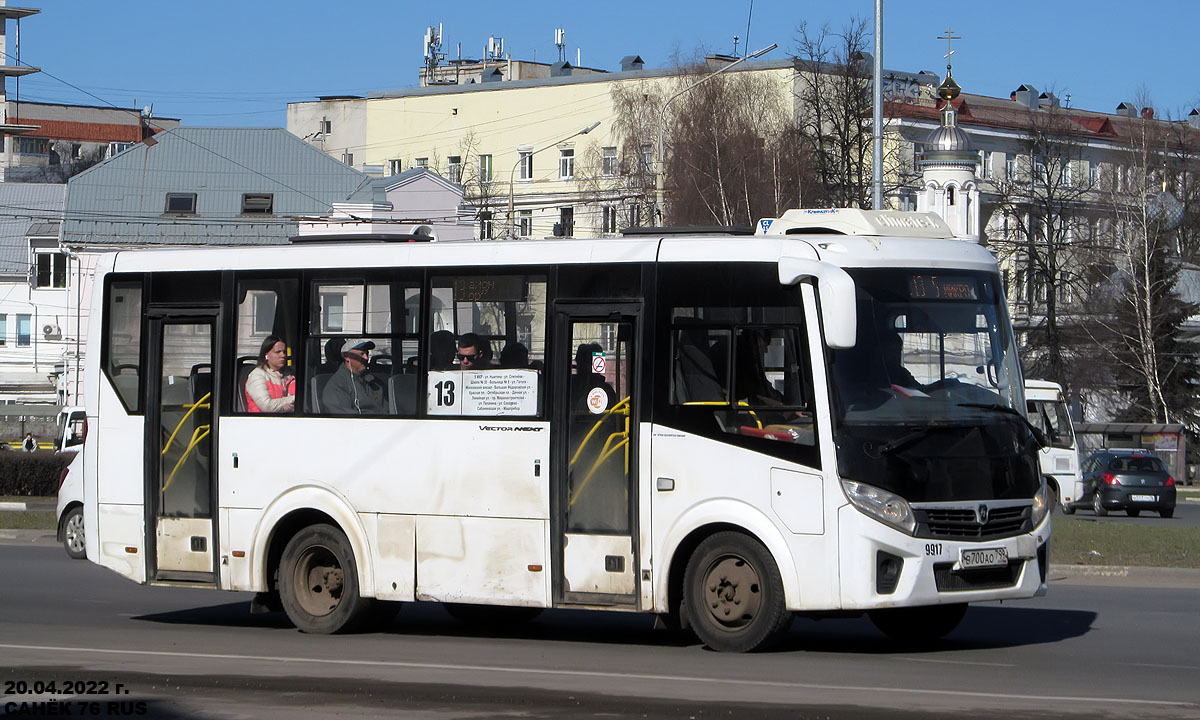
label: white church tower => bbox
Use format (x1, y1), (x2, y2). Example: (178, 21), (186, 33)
(917, 34), (981, 243)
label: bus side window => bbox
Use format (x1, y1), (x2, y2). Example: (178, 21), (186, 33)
(234, 278), (299, 414)
(104, 280), (144, 413)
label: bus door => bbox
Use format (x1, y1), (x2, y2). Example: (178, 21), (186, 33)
(553, 305), (640, 606)
(145, 309), (219, 582)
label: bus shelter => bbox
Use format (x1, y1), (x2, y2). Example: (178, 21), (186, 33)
(1073, 422), (1189, 485)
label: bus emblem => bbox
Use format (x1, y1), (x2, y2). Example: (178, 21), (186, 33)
(976, 504), (989, 525)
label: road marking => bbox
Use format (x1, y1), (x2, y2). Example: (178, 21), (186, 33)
(894, 656), (1015, 668)
(0, 643), (1193, 708)
(1122, 662), (1200, 671)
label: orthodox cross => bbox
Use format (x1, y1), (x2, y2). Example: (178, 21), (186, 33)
(937, 27), (961, 75)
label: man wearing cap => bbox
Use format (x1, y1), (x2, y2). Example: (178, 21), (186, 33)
(323, 340), (386, 414)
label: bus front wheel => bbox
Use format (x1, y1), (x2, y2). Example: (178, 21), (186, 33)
(279, 524), (371, 634)
(868, 603), (967, 643)
(683, 532), (792, 652)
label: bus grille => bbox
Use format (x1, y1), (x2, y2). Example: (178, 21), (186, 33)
(934, 560), (1024, 592)
(913, 504), (1030, 540)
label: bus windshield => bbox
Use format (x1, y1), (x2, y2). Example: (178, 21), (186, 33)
(829, 268), (1038, 502)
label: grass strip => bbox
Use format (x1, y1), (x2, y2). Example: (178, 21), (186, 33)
(1051, 515), (1200, 568)
(0, 511), (56, 531)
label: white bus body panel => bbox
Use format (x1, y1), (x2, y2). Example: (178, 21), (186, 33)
(836, 505), (1049, 609)
(219, 416), (549, 603)
(1025, 380), (1082, 505)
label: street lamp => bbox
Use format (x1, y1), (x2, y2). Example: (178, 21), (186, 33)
(507, 121), (601, 237)
(655, 43), (777, 224)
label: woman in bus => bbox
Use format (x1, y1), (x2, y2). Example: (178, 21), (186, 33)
(245, 335), (295, 413)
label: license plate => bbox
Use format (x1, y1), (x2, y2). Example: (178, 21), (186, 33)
(1130, 494), (1156, 502)
(960, 547), (1009, 569)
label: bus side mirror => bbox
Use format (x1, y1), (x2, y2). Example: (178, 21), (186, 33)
(778, 257), (856, 349)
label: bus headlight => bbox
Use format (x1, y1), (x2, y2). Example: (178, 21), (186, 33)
(1031, 481), (1049, 528)
(841, 479), (915, 534)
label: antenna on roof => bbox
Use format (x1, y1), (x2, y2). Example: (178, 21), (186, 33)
(554, 28), (565, 63)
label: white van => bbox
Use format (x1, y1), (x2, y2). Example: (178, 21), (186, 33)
(1025, 380), (1082, 510)
(54, 406), (86, 453)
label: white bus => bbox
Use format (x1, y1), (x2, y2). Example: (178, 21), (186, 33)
(80, 208), (1049, 652)
(1024, 380), (1082, 511)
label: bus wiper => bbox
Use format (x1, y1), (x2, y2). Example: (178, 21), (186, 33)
(879, 427), (936, 455)
(957, 403), (1047, 447)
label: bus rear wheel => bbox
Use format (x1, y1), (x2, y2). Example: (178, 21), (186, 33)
(683, 532), (791, 653)
(279, 524), (371, 634)
(869, 603), (968, 644)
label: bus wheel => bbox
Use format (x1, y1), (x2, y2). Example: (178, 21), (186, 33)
(61, 507), (86, 560)
(683, 532), (791, 653)
(869, 603), (968, 643)
(279, 524), (371, 634)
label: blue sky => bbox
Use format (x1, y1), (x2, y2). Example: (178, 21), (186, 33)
(8, 0), (1198, 127)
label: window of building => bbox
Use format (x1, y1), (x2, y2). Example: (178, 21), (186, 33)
(602, 206), (618, 234)
(556, 207), (574, 237)
(518, 149), (533, 181)
(107, 142), (134, 158)
(17, 137), (48, 156)
(322, 120), (332, 134)
(34, 251), (67, 289)
(628, 204), (642, 228)
(559, 148), (574, 179)
(415, 157), (429, 169)
(388, 159), (403, 176)
(342, 152), (354, 166)
(640, 144), (653, 173)
(978, 150), (992, 178)
(447, 155), (462, 184)
(602, 146), (618, 177)
(165, 193), (197, 215)
(479, 210), (494, 239)
(1005, 154), (1016, 180)
(16, 314), (31, 347)
(241, 193), (274, 215)
(479, 154), (493, 182)
(518, 210), (533, 237)
(0, 314), (6, 346)
(947, 187), (956, 206)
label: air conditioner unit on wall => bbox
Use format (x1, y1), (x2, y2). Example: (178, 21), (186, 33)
(42, 323), (62, 339)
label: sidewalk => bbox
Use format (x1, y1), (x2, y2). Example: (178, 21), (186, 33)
(0, 500), (55, 511)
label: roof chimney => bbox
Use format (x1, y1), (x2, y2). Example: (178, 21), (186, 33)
(620, 55), (644, 72)
(1038, 92), (1059, 109)
(1189, 109), (1200, 130)
(1012, 84), (1039, 109)
(1141, 106), (1155, 120)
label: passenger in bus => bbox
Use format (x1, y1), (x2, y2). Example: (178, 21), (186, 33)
(734, 330), (785, 407)
(499, 342), (529, 368)
(879, 332), (925, 394)
(429, 330), (456, 370)
(456, 333), (489, 370)
(245, 335), (296, 413)
(323, 340), (386, 414)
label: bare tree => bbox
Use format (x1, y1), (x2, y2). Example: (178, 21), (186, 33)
(1087, 107), (1200, 426)
(988, 103), (1102, 390)
(793, 17), (897, 209)
(455, 131), (502, 238)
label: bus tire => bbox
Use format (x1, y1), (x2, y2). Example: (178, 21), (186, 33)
(683, 531), (791, 653)
(1061, 503), (1075, 515)
(869, 603), (968, 643)
(278, 524), (371, 634)
(61, 506), (86, 560)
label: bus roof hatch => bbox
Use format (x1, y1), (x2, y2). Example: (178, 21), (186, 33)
(756, 209), (954, 239)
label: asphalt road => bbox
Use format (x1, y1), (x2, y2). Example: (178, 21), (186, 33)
(1, 545), (1198, 719)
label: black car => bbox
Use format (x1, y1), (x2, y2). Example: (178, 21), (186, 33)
(1071, 451), (1177, 518)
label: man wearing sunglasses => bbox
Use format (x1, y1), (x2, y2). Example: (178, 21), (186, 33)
(323, 339), (386, 414)
(456, 333), (492, 369)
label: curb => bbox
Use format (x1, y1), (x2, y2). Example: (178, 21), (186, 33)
(0, 501), (55, 512)
(1049, 564), (1200, 589)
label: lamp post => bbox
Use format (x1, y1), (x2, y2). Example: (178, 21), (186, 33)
(507, 121), (601, 237)
(872, 0), (884, 209)
(655, 43), (776, 224)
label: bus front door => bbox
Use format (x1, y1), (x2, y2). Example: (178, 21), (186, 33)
(145, 311), (218, 583)
(555, 308), (639, 606)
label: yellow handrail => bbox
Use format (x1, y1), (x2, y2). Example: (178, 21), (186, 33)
(162, 425), (211, 491)
(161, 392), (211, 456)
(569, 396), (630, 467)
(680, 400), (762, 429)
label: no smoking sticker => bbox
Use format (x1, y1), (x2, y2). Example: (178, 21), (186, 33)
(586, 387), (609, 414)
(591, 353), (606, 375)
